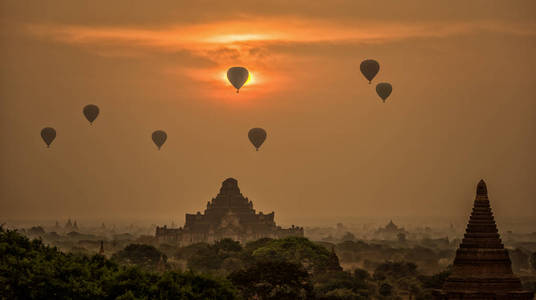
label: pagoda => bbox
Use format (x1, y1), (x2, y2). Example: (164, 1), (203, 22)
(156, 178), (304, 245)
(434, 180), (534, 299)
(98, 240), (104, 256)
(374, 219), (407, 240)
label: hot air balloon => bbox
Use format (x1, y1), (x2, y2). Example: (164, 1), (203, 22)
(376, 82), (392, 102)
(41, 127), (56, 148)
(248, 128), (266, 151)
(360, 59), (380, 84)
(227, 67), (249, 93)
(152, 130), (167, 150)
(83, 104), (100, 125)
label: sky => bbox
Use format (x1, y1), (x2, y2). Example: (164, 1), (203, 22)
(1, 1), (535, 226)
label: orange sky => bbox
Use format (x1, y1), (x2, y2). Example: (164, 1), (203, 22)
(1, 1), (535, 226)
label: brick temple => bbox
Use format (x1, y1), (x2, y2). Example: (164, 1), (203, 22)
(434, 180), (534, 299)
(155, 178), (303, 245)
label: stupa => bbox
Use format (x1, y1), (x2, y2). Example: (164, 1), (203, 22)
(434, 180), (534, 299)
(374, 219), (407, 240)
(156, 178), (303, 245)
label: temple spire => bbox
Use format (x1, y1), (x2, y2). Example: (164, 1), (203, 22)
(476, 179), (487, 197)
(434, 180), (533, 299)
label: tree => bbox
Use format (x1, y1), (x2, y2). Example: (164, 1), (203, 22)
(353, 268), (370, 281)
(214, 238), (242, 252)
(112, 244), (166, 270)
(229, 260), (313, 300)
(0, 227), (237, 299)
(185, 239), (244, 274)
(251, 237), (342, 275)
(379, 282), (393, 297)
(244, 237), (273, 253)
(313, 270), (370, 299)
(373, 261), (418, 281)
(419, 268), (451, 289)
(156, 271), (236, 299)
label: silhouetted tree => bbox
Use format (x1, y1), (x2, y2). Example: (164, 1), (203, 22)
(313, 270), (370, 299)
(185, 239), (244, 274)
(0, 227), (236, 299)
(112, 244), (165, 270)
(229, 260), (313, 300)
(379, 282), (393, 296)
(251, 237), (342, 275)
(419, 268), (451, 289)
(353, 268), (371, 281)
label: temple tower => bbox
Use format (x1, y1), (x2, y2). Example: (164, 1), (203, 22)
(434, 180), (533, 299)
(156, 178), (304, 245)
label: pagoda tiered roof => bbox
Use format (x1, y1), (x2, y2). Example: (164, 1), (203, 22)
(434, 180), (533, 299)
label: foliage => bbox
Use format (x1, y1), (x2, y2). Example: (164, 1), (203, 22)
(1, 226), (461, 299)
(378, 282), (393, 296)
(251, 237), (342, 275)
(112, 243), (166, 270)
(353, 268), (371, 281)
(373, 261), (419, 281)
(334, 240), (455, 275)
(184, 238), (245, 275)
(0, 227), (236, 299)
(419, 268), (451, 289)
(372, 261), (445, 299)
(313, 270), (370, 299)
(229, 260), (313, 300)
(175, 242), (210, 261)
(243, 237), (274, 253)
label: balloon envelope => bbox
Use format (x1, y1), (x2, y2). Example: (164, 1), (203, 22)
(41, 127), (56, 148)
(360, 59), (380, 83)
(83, 104), (100, 124)
(248, 128), (267, 151)
(376, 82), (392, 102)
(227, 67), (249, 93)
(152, 130), (167, 150)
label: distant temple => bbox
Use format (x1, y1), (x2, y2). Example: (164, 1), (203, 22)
(65, 219), (73, 230)
(374, 220), (407, 240)
(434, 180), (534, 299)
(156, 178), (304, 245)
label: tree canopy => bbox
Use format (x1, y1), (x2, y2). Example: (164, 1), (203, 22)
(0, 227), (236, 299)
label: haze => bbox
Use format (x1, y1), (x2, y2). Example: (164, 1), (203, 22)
(1, 1), (535, 227)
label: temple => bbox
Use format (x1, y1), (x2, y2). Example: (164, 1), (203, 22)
(434, 180), (534, 300)
(374, 220), (407, 240)
(155, 178), (304, 245)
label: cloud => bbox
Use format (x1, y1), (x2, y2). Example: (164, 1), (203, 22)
(26, 18), (535, 54)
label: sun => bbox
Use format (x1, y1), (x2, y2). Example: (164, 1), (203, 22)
(245, 72), (254, 85)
